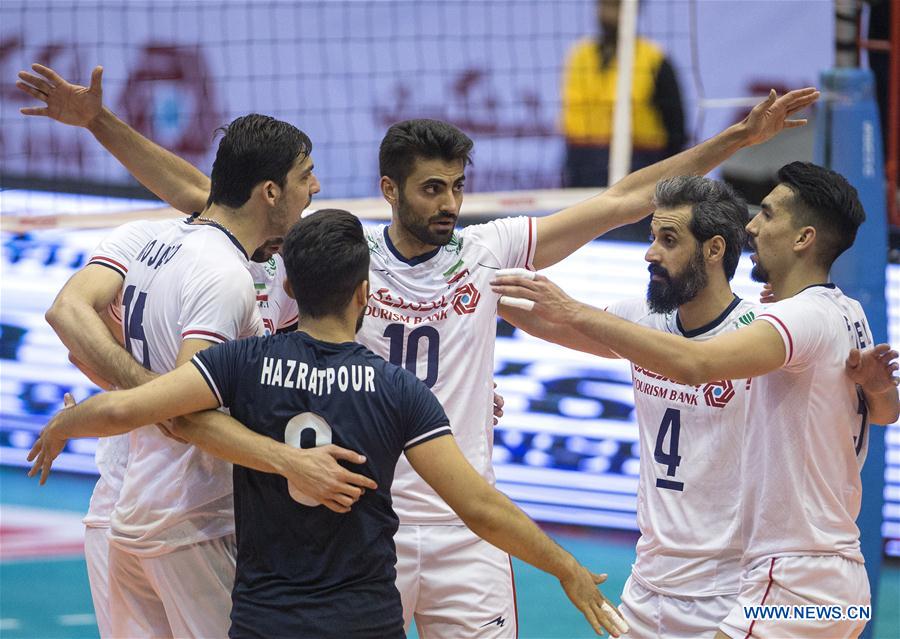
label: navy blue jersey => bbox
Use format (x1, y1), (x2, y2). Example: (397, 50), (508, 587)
(192, 331), (451, 639)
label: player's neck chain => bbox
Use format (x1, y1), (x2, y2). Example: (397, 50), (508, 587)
(194, 216), (236, 239)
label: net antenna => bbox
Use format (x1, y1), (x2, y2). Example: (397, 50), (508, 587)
(608, 0), (639, 185)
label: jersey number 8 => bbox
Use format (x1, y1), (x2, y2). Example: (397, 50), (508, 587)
(284, 412), (334, 505)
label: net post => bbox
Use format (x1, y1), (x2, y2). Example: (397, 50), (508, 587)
(818, 67), (887, 638)
(608, 0), (639, 185)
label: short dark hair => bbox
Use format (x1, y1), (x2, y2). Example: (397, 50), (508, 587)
(208, 114), (312, 209)
(653, 175), (749, 279)
(379, 119), (473, 187)
(776, 161), (866, 267)
(282, 209), (370, 318)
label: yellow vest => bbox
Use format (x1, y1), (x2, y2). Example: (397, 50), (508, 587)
(561, 37), (669, 149)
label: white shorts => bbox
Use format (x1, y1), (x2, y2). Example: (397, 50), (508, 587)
(395, 524), (517, 638)
(618, 574), (736, 639)
(84, 526), (113, 638)
(109, 534), (236, 638)
(719, 555), (870, 639)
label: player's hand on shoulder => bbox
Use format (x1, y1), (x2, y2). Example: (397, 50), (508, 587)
(16, 64), (104, 127)
(279, 444), (378, 514)
(846, 344), (900, 393)
(558, 561), (629, 637)
(26, 393), (77, 485)
(491, 270), (579, 324)
(759, 282), (776, 304)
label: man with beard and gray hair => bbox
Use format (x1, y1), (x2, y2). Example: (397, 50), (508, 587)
(502, 174), (756, 638)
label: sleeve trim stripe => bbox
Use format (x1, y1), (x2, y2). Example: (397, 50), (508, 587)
(404, 424), (452, 449)
(191, 357), (224, 406)
(87, 257), (127, 277)
(182, 329), (228, 343)
(524, 217), (536, 271)
(758, 313), (793, 364)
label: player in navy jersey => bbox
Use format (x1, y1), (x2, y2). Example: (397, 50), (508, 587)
(492, 162), (900, 638)
(30, 209), (629, 639)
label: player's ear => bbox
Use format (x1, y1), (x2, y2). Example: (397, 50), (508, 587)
(794, 225), (816, 254)
(380, 176), (398, 206)
(283, 277), (295, 300)
(705, 235), (726, 265)
(258, 180), (281, 207)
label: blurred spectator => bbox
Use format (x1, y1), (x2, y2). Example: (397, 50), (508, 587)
(561, 0), (686, 188)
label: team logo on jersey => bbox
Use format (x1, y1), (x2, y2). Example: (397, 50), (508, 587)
(452, 283), (480, 315)
(737, 310), (756, 326)
(366, 232), (387, 258)
(264, 257), (277, 277)
(444, 234), (464, 254)
(702, 380), (735, 408)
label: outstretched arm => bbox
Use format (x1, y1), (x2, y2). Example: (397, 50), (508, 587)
(533, 88), (820, 269)
(498, 306), (620, 359)
(406, 436), (628, 637)
(492, 273), (786, 384)
(28, 361), (218, 483)
(17, 64), (210, 213)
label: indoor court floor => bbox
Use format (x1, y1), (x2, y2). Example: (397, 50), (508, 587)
(1, 466), (897, 638)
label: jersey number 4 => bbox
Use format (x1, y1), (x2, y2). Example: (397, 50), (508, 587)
(384, 323), (440, 388)
(654, 408), (684, 491)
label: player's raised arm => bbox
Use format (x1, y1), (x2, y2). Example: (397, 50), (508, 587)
(16, 63), (210, 214)
(405, 435), (628, 637)
(532, 88), (819, 269)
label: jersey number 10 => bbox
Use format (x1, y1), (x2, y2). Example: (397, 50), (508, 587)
(383, 323), (440, 388)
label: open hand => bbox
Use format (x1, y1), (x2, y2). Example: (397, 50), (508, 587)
(491, 273), (579, 324)
(281, 444), (378, 514)
(846, 344), (899, 393)
(559, 564), (629, 637)
(17, 64), (104, 127)
(27, 393), (76, 484)
(740, 87), (820, 148)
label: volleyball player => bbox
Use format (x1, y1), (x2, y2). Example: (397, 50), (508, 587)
(348, 92), (814, 637)
(34, 113), (369, 637)
(45, 217), (176, 638)
(504, 175), (755, 638)
(29, 209), (629, 639)
(18, 62), (818, 637)
(492, 162), (900, 638)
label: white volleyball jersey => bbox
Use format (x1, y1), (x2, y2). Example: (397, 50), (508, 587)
(110, 221), (262, 556)
(247, 253), (299, 335)
(361, 218), (536, 523)
(83, 218), (185, 527)
(608, 296), (758, 597)
(744, 284), (872, 567)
